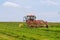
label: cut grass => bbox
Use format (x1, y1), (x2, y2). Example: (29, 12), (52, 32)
(0, 22), (60, 40)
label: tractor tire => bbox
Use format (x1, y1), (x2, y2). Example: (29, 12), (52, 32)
(46, 25), (48, 28)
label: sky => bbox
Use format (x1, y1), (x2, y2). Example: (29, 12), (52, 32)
(0, 0), (60, 22)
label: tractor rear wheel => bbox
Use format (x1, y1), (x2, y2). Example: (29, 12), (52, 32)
(46, 25), (48, 28)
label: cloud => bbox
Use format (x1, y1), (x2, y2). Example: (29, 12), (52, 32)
(40, 0), (59, 6)
(2, 1), (20, 7)
(2, 1), (32, 9)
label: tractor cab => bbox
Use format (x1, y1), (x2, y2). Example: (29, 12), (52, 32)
(23, 15), (36, 21)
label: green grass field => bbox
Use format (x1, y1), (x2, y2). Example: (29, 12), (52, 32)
(0, 22), (60, 40)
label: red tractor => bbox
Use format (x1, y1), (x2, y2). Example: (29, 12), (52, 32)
(23, 14), (48, 28)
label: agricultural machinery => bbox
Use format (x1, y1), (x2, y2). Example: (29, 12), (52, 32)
(23, 14), (48, 28)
